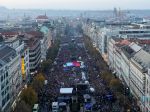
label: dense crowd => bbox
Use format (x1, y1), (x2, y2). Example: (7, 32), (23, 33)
(38, 36), (139, 112)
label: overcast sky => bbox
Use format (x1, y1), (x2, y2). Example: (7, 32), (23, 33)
(0, 0), (150, 10)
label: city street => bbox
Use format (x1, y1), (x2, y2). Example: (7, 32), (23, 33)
(38, 29), (126, 112)
(0, 1), (149, 112)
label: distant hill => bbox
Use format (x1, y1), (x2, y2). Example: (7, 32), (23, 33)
(0, 6), (8, 10)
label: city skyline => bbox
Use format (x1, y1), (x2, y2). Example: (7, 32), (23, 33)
(0, 0), (150, 10)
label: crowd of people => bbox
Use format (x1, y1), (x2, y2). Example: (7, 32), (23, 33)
(38, 36), (139, 112)
(39, 37), (86, 111)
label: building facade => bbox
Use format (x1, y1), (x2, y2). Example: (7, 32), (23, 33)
(23, 37), (41, 74)
(130, 50), (150, 112)
(0, 45), (22, 112)
(107, 37), (150, 112)
(0, 34), (30, 82)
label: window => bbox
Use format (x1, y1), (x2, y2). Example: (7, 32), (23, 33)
(6, 86), (9, 91)
(4, 89), (7, 95)
(1, 91), (4, 97)
(7, 94), (9, 101)
(2, 99), (5, 107)
(6, 72), (8, 77)
(1, 75), (3, 82)
(0, 70), (3, 74)
(4, 74), (5, 79)
(6, 80), (9, 85)
(1, 83), (5, 90)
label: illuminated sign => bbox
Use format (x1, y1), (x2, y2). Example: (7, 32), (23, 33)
(21, 56), (25, 80)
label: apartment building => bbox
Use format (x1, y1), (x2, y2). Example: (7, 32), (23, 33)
(0, 32), (30, 82)
(22, 36), (41, 74)
(108, 38), (132, 83)
(0, 45), (22, 112)
(83, 18), (150, 112)
(35, 15), (49, 28)
(25, 30), (48, 61)
(36, 15), (49, 23)
(130, 49), (150, 112)
(108, 37), (150, 112)
(82, 21), (112, 60)
(40, 26), (53, 60)
(145, 70), (150, 112)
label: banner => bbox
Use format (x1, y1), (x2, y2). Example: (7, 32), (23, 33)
(21, 56), (25, 80)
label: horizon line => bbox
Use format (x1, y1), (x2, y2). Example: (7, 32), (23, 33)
(4, 8), (150, 11)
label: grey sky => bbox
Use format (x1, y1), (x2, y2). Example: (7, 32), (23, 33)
(0, 0), (150, 10)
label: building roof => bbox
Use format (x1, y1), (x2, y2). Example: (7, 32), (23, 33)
(26, 31), (43, 38)
(138, 39), (150, 45)
(21, 32), (41, 49)
(23, 37), (39, 48)
(0, 45), (17, 68)
(128, 39), (150, 53)
(129, 42), (142, 52)
(119, 39), (131, 45)
(0, 32), (19, 36)
(133, 49), (150, 71)
(40, 26), (49, 35)
(36, 15), (48, 20)
(121, 45), (135, 58)
(115, 39), (131, 47)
